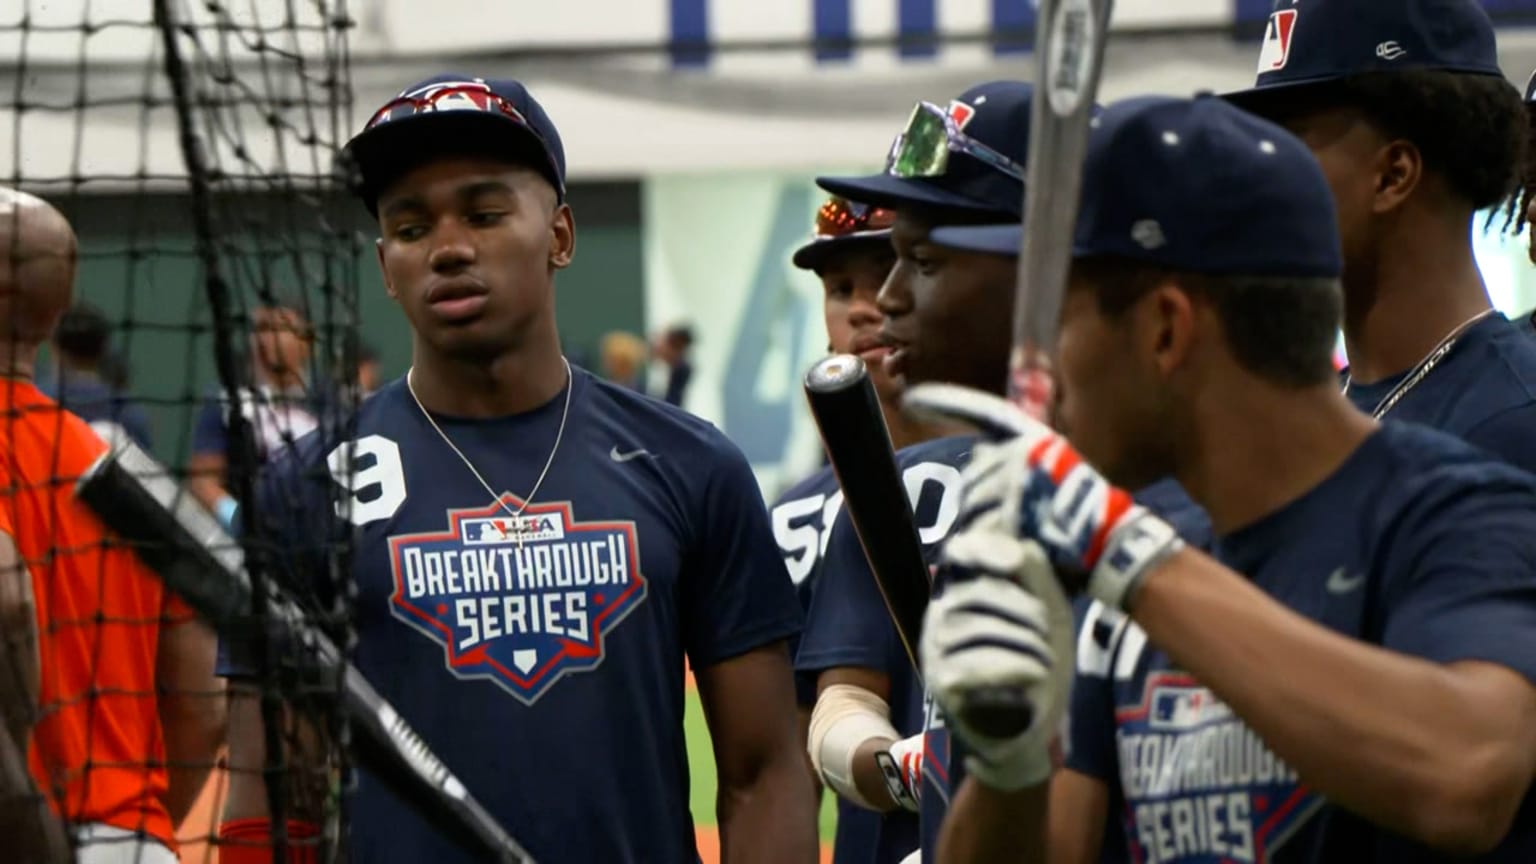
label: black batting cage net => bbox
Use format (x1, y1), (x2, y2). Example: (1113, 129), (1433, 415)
(2, 2), (362, 861)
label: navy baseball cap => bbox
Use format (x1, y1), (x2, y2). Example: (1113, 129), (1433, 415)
(932, 94), (1342, 279)
(815, 81), (1036, 218)
(1226, 0), (1503, 111)
(340, 74), (567, 215)
(791, 197), (896, 272)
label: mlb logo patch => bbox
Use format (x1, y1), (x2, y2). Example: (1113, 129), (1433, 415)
(388, 495), (648, 705)
(947, 100), (976, 130)
(1257, 9), (1298, 73)
(1148, 684), (1232, 731)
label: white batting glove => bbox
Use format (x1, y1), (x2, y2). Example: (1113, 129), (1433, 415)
(904, 383), (1185, 611)
(873, 732), (924, 812)
(922, 535), (1072, 790)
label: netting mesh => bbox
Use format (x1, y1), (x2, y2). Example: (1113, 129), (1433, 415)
(2, 1), (359, 861)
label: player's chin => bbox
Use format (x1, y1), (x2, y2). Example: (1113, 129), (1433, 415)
(423, 321), (509, 360)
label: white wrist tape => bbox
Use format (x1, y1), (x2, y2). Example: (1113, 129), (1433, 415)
(1088, 508), (1185, 612)
(808, 684), (899, 810)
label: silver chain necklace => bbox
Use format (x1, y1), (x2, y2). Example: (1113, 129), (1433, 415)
(1342, 309), (1494, 420)
(406, 356), (573, 547)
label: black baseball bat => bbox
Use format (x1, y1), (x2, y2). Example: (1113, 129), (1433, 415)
(73, 438), (537, 864)
(804, 355), (1031, 737)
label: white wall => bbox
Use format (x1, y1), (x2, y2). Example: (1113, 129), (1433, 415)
(5, 1), (1536, 183)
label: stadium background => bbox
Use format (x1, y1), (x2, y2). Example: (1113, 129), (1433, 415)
(7, 1), (1536, 860)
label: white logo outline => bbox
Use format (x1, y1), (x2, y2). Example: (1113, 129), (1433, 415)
(1326, 567), (1365, 594)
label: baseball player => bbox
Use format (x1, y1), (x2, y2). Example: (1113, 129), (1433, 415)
(1228, 0), (1536, 472)
(775, 194), (936, 863)
(797, 81), (1210, 863)
(0, 187), (226, 863)
(216, 75), (817, 863)
(912, 93), (1536, 863)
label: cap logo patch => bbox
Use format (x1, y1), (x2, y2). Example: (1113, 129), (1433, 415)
(1131, 220), (1166, 251)
(1375, 41), (1407, 61)
(1257, 9), (1298, 73)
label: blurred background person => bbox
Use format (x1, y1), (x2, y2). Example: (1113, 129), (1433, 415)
(599, 329), (648, 392)
(650, 322), (696, 407)
(187, 298), (324, 527)
(42, 302), (153, 451)
(356, 339), (382, 397)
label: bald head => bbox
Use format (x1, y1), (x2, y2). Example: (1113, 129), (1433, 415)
(0, 188), (77, 351)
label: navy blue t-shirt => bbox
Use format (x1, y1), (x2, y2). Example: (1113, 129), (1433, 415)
(771, 464), (845, 708)
(42, 372), (154, 452)
(1068, 422), (1536, 862)
(192, 383), (328, 468)
(1517, 307), (1535, 338)
(1344, 314), (1536, 474)
(223, 368), (803, 863)
(795, 436), (974, 864)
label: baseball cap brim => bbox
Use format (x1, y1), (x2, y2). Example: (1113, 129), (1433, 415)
(1221, 77), (1350, 116)
(927, 224), (1021, 256)
(790, 231), (893, 271)
(340, 111), (560, 214)
(815, 172), (1007, 216)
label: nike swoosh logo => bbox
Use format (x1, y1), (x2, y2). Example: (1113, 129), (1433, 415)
(1326, 567), (1365, 594)
(610, 445), (653, 463)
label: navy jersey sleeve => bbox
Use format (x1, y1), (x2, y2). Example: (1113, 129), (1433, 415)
(191, 395), (227, 456)
(1064, 599), (1124, 783)
(795, 510), (898, 674)
(681, 443), (804, 669)
(1461, 403), (1536, 476)
(1380, 474), (1536, 683)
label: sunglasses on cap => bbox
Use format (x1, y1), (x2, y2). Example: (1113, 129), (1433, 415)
(814, 197), (897, 239)
(885, 101), (1026, 184)
(363, 83), (561, 185)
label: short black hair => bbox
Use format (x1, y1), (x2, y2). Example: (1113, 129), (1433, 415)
(1271, 69), (1527, 212)
(1076, 257), (1342, 389)
(664, 324), (695, 349)
(1349, 70), (1525, 211)
(54, 302), (111, 361)
(1501, 100), (1536, 236)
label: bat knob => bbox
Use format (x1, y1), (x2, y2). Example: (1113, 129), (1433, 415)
(959, 686), (1034, 739)
(805, 353), (868, 394)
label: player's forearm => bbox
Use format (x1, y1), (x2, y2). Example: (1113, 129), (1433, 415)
(185, 454), (231, 513)
(224, 686), (331, 824)
(159, 692), (227, 824)
(717, 750), (820, 864)
(1132, 549), (1536, 852)
(158, 619), (229, 823)
(937, 776), (1048, 864)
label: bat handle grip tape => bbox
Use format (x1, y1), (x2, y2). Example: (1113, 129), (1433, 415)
(958, 686), (1035, 740)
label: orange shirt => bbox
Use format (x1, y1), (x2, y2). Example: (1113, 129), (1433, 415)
(2, 380), (180, 851)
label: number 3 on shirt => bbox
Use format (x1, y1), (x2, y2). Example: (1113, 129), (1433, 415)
(326, 434), (408, 526)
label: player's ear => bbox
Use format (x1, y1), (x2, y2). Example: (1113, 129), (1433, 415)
(1371, 139), (1421, 214)
(375, 238), (399, 300)
(548, 203), (575, 271)
(1145, 277), (1196, 378)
